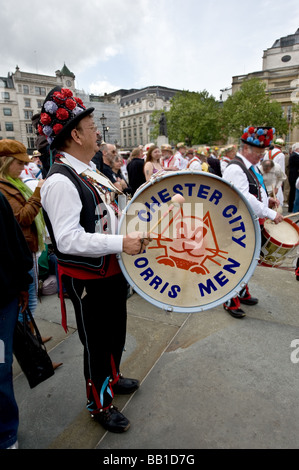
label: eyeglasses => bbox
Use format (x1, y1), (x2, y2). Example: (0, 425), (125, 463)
(76, 124), (98, 133)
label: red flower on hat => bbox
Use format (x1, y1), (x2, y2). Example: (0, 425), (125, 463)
(40, 112), (52, 125)
(248, 126), (255, 134)
(38, 124), (44, 135)
(74, 97), (85, 107)
(56, 108), (69, 121)
(53, 92), (66, 104)
(52, 123), (64, 134)
(61, 88), (73, 98)
(267, 129), (273, 138)
(242, 133), (249, 140)
(65, 98), (76, 110)
(258, 135), (265, 142)
(264, 138), (270, 147)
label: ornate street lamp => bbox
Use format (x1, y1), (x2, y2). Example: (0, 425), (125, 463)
(100, 113), (110, 142)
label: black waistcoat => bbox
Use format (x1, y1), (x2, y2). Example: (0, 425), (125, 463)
(43, 157), (111, 275)
(227, 156), (261, 200)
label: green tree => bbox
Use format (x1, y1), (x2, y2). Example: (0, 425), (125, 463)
(154, 90), (221, 146)
(220, 78), (289, 140)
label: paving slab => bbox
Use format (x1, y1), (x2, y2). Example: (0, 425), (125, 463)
(12, 264), (299, 449)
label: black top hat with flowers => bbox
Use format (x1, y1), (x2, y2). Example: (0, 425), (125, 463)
(38, 86), (94, 150)
(241, 126), (275, 149)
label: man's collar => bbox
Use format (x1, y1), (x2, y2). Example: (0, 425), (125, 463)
(60, 152), (94, 174)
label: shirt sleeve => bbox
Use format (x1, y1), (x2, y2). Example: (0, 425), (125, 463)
(222, 164), (277, 221)
(41, 174), (123, 257)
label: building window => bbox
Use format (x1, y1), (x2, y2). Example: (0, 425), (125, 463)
(1, 92), (10, 100)
(26, 123), (34, 134)
(37, 99), (43, 108)
(5, 122), (14, 131)
(3, 108), (12, 116)
(23, 85), (29, 94)
(27, 137), (35, 149)
(24, 98), (31, 107)
(35, 86), (46, 96)
(24, 110), (33, 119)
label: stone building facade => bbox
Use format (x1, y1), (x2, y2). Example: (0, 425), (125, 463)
(117, 86), (180, 149)
(232, 28), (299, 145)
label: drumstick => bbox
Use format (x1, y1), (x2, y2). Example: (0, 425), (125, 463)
(149, 194), (185, 234)
(283, 212), (299, 219)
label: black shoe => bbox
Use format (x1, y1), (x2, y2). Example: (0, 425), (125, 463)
(91, 405), (130, 433)
(223, 303), (246, 318)
(113, 375), (140, 395)
(239, 296), (258, 306)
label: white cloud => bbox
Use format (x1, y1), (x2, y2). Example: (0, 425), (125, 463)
(89, 80), (121, 95)
(0, 0), (298, 100)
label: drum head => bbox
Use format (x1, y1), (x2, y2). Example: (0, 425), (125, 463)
(118, 171), (261, 312)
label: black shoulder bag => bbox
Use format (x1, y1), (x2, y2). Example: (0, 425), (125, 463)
(13, 308), (54, 388)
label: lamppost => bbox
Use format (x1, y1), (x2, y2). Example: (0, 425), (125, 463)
(100, 113), (110, 142)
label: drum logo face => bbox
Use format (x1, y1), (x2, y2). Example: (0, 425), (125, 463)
(118, 173), (259, 312)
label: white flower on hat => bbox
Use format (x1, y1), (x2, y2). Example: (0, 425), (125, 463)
(44, 101), (58, 114)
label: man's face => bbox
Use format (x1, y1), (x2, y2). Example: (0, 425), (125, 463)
(75, 116), (99, 156)
(243, 144), (264, 166)
(106, 144), (118, 165)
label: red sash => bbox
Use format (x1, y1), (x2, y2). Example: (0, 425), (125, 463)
(58, 254), (120, 332)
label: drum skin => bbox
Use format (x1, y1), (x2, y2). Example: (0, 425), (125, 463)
(118, 171), (261, 312)
(259, 218), (299, 267)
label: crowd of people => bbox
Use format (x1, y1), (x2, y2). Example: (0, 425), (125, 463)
(1, 88), (299, 450)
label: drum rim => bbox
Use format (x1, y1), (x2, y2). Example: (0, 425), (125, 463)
(118, 170), (261, 313)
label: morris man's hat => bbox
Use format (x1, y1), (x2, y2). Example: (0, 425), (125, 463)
(0, 139), (30, 163)
(176, 142), (186, 149)
(274, 138), (285, 147)
(38, 86), (94, 150)
(241, 126), (275, 149)
(161, 144), (173, 152)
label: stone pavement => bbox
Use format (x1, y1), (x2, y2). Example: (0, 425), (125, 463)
(12, 261), (299, 450)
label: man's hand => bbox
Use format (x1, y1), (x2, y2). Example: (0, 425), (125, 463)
(18, 291), (29, 313)
(268, 197), (280, 209)
(273, 212), (284, 224)
(123, 232), (151, 255)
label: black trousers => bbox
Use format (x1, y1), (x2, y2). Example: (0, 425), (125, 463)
(62, 272), (127, 409)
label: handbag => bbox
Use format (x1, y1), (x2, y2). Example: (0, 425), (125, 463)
(13, 307), (54, 388)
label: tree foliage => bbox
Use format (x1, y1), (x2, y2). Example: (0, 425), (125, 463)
(163, 90), (221, 146)
(220, 78), (289, 139)
(150, 78), (296, 147)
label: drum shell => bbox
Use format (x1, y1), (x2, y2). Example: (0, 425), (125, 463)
(259, 218), (299, 267)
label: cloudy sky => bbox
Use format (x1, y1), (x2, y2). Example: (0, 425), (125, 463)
(1, 0), (298, 100)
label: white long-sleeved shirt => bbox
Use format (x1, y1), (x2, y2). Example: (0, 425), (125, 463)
(222, 153), (277, 221)
(41, 153), (123, 257)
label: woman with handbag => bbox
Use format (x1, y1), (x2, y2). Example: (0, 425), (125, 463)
(0, 140), (62, 368)
(0, 192), (33, 449)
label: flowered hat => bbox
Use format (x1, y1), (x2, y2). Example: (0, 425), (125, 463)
(38, 86), (94, 150)
(241, 126), (275, 149)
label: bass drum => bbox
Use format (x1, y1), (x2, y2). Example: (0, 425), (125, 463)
(118, 171), (261, 313)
